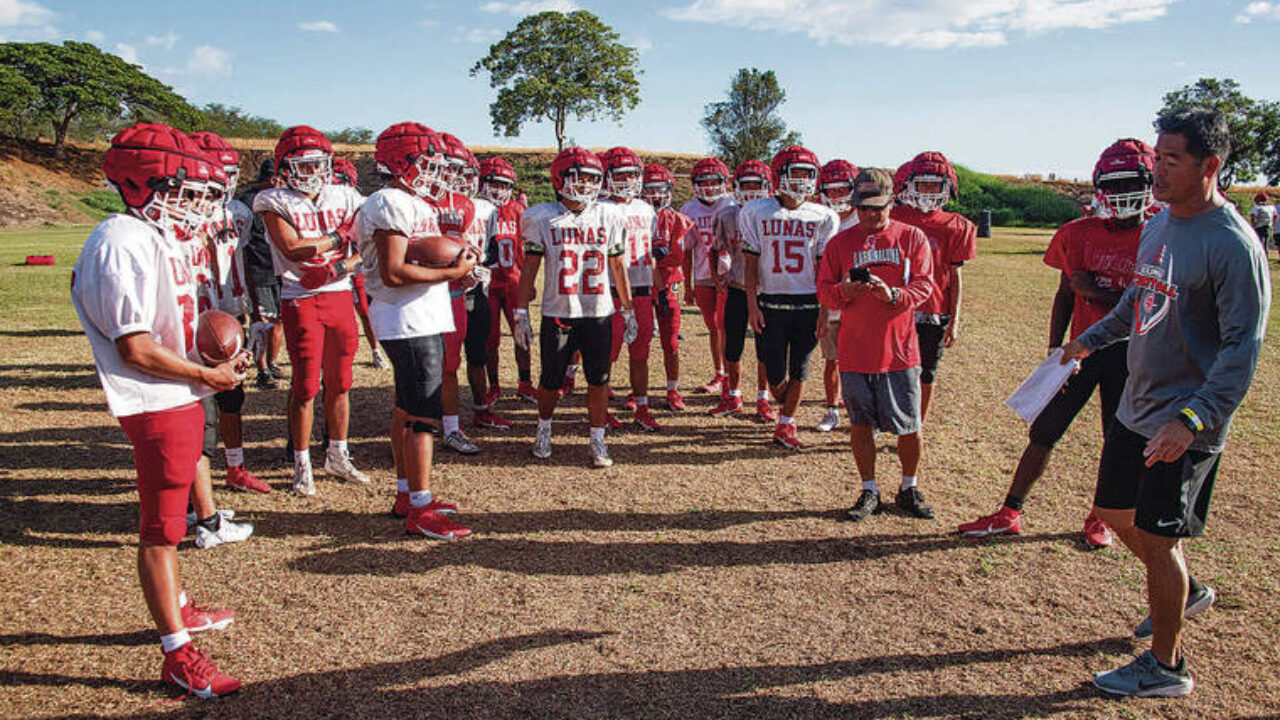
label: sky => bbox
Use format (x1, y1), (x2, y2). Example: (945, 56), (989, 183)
(2, 0), (1278, 180)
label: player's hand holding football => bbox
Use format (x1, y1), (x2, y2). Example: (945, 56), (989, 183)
(201, 360), (245, 392)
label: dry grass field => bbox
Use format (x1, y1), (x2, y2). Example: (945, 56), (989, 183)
(0, 225), (1277, 720)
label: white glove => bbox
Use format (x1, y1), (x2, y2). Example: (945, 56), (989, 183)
(248, 321), (271, 357)
(622, 308), (638, 345)
(470, 264), (492, 285)
(513, 308), (534, 350)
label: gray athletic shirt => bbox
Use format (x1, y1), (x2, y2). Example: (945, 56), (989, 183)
(1076, 204), (1271, 452)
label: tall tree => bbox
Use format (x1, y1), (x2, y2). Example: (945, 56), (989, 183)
(0, 41), (197, 157)
(1158, 77), (1280, 188)
(471, 10), (641, 150)
(701, 68), (800, 169)
(199, 103), (285, 139)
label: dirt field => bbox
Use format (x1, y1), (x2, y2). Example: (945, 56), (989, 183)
(0, 226), (1277, 720)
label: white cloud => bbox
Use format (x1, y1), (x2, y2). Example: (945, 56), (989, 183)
(145, 31), (179, 49)
(455, 27), (505, 43)
(0, 0), (53, 26)
(661, 0), (1178, 50)
(114, 42), (138, 64)
(83, 28), (104, 43)
(478, 0), (578, 15)
(631, 36), (653, 54)
(1236, 1), (1280, 23)
(299, 20), (339, 32)
(187, 44), (232, 76)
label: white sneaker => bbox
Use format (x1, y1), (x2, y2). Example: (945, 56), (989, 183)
(293, 463), (316, 496)
(194, 516), (254, 549)
(531, 424), (552, 459)
(371, 347), (388, 369)
(815, 407), (840, 432)
(442, 431), (480, 455)
(325, 452), (371, 483)
(590, 436), (613, 468)
(186, 508), (235, 527)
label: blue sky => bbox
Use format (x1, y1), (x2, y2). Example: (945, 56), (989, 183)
(2, 0), (1278, 179)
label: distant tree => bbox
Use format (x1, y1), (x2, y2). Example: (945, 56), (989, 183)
(1157, 77), (1280, 187)
(471, 10), (641, 150)
(326, 126), (374, 144)
(0, 41), (198, 157)
(701, 68), (800, 169)
(199, 103), (285, 139)
(0, 64), (40, 138)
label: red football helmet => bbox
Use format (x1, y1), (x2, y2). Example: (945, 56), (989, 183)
(374, 122), (448, 200)
(818, 159), (859, 213)
(188, 131), (241, 196)
(1092, 138), (1157, 221)
(550, 146), (603, 205)
(459, 147), (481, 197)
(1255, 192), (1269, 204)
(733, 159), (773, 204)
(437, 132), (468, 193)
(771, 145), (820, 202)
(642, 162), (674, 210)
(104, 122), (225, 241)
(690, 157), (730, 202)
(479, 156), (517, 206)
(901, 151), (959, 213)
(892, 162), (911, 201)
(274, 126), (333, 196)
(600, 146), (644, 200)
(332, 157), (359, 188)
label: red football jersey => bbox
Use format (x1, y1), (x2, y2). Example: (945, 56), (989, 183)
(1043, 217), (1142, 340)
(435, 191), (477, 293)
(817, 219), (934, 374)
(489, 199), (524, 286)
(890, 205), (976, 316)
(654, 207), (693, 291)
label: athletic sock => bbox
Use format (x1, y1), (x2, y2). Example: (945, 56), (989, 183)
(589, 426), (605, 443)
(443, 415), (460, 435)
(667, 380), (679, 391)
(1003, 494), (1025, 512)
(160, 629), (192, 653)
(779, 415), (793, 426)
(519, 368), (532, 383)
(474, 403), (489, 413)
(328, 439), (348, 459)
(537, 418), (552, 434)
(635, 396), (648, 406)
(409, 490), (432, 508)
(862, 478), (878, 494)
(224, 447), (244, 468)
(717, 370), (728, 379)
(294, 450), (311, 469)
(198, 513), (221, 532)
(758, 390), (769, 401)
(396, 477), (409, 493)
(900, 475), (917, 491)
(178, 591), (189, 607)
(729, 389), (742, 398)
(1188, 575), (1205, 598)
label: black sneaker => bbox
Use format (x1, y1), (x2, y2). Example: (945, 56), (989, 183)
(895, 487), (935, 519)
(268, 363), (286, 380)
(846, 490), (882, 521)
(255, 371), (278, 390)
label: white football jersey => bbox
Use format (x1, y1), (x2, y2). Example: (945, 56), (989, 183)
(603, 197), (658, 289)
(253, 184), (364, 300)
(522, 200), (625, 318)
(467, 196), (498, 288)
(680, 195), (735, 285)
(739, 197), (839, 295)
(826, 213), (859, 321)
(72, 214), (211, 417)
(356, 187), (454, 340)
(200, 199), (252, 316)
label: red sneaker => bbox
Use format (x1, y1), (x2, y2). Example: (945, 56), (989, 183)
(665, 389), (686, 411)
(392, 491), (409, 518)
(181, 598), (234, 634)
(755, 398), (777, 422)
(516, 381), (538, 403)
(1082, 512), (1114, 548)
(474, 410), (514, 430)
(624, 393), (637, 411)
(225, 465), (271, 494)
(162, 644), (241, 698)
(773, 423), (805, 450)
(699, 375), (724, 395)
(708, 396), (744, 416)
(558, 374), (576, 397)
(405, 505), (471, 540)
(605, 412), (626, 431)
(483, 385), (501, 407)
(634, 406), (661, 432)
(393, 493), (458, 517)
(958, 506), (1023, 538)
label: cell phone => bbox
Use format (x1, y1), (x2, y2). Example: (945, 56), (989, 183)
(849, 266), (872, 283)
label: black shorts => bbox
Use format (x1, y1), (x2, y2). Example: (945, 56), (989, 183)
(758, 294), (819, 386)
(381, 335), (445, 420)
(1029, 341), (1127, 448)
(916, 319), (949, 384)
(250, 277), (281, 320)
(464, 290), (491, 367)
(539, 315), (612, 390)
(1094, 421), (1221, 537)
(723, 286), (751, 363)
(201, 395), (218, 458)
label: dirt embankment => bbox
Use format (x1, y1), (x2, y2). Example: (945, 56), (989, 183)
(0, 138), (105, 227)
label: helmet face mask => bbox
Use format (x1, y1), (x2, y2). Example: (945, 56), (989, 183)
(735, 177), (769, 203)
(1096, 173), (1154, 220)
(607, 166), (642, 200)
(283, 151), (332, 196)
(642, 182), (672, 210)
(481, 177), (514, 206)
(560, 167), (603, 205)
(693, 175), (726, 202)
(819, 182), (853, 213)
(138, 176), (222, 242)
(903, 174), (951, 213)
(777, 164), (818, 202)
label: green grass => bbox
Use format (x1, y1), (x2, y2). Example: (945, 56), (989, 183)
(0, 224), (91, 330)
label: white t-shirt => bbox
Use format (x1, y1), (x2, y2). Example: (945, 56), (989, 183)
(603, 197), (658, 289)
(680, 195), (735, 285)
(253, 184), (364, 300)
(739, 197), (839, 295)
(522, 200), (625, 318)
(356, 187), (454, 340)
(826, 213), (860, 321)
(1248, 203), (1275, 229)
(71, 214), (211, 417)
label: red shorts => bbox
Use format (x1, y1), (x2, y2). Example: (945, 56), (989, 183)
(351, 272), (371, 318)
(444, 293), (467, 374)
(694, 284), (725, 334)
(610, 293), (655, 363)
(654, 286), (681, 356)
(118, 402), (204, 546)
(281, 290), (358, 401)
(487, 282), (520, 355)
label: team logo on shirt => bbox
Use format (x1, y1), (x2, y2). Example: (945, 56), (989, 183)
(1132, 244), (1178, 336)
(852, 247), (902, 268)
(760, 218), (818, 238)
(550, 225), (608, 246)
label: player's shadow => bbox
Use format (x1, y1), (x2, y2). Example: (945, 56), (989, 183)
(12, 632), (1126, 720)
(0, 425), (132, 471)
(0, 498), (133, 548)
(0, 329), (83, 338)
(0, 629), (153, 648)
(0, 475), (135, 497)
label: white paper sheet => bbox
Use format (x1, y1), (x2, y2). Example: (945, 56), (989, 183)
(1005, 348), (1080, 424)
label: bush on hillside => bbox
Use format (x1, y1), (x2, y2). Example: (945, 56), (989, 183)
(951, 165), (1081, 228)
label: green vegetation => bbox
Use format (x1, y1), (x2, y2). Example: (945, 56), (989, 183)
(701, 68), (801, 169)
(951, 165), (1081, 228)
(0, 224), (88, 330)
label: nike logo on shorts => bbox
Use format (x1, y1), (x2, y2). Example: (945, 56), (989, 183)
(1156, 519), (1181, 528)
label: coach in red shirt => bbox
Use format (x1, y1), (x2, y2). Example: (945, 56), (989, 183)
(818, 167), (935, 521)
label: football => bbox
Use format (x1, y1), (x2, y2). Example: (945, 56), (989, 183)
(196, 310), (244, 366)
(405, 234), (467, 268)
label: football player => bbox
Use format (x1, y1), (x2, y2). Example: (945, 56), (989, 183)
(741, 145), (840, 449)
(680, 157), (735, 396)
(479, 156), (536, 404)
(890, 151), (977, 421)
(332, 158), (388, 369)
(708, 160), (777, 420)
(238, 159), (286, 389)
(958, 139), (1159, 548)
(817, 167), (936, 520)
(358, 122), (475, 539)
(814, 159), (861, 432)
(643, 162), (697, 411)
(254, 125), (369, 496)
(515, 147), (633, 467)
(72, 123), (243, 697)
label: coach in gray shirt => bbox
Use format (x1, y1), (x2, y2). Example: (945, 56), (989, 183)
(1062, 108), (1270, 698)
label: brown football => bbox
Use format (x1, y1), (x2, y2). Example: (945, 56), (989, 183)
(196, 310), (244, 366)
(405, 234), (467, 268)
